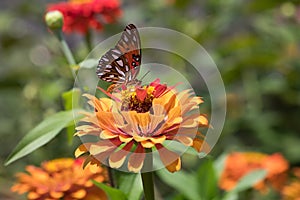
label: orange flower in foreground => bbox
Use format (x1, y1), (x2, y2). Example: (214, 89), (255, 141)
(75, 79), (210, 173)
(47, 0), (122, 34)
(11, 158), (107, 200)
(282, 168), (300, 200)
(219, 152), (289, 193)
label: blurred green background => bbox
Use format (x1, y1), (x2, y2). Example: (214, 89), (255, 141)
(1, 0), (300, 199)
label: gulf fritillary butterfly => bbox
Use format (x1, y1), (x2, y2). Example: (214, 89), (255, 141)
(96, 24), (142, 87)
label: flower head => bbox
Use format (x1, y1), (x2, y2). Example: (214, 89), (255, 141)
(75, 79), (210, 173)
(282, 168), (300, 200)
(45, 10), (64, 30)
(11, 158), (108, 200)
(47, 0), (122, 34)
(219, 152), (289, 193)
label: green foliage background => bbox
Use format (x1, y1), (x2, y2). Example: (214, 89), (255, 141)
(1, 0), (300, 199)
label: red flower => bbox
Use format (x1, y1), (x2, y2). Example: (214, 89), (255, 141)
(47, 0), (122, 34)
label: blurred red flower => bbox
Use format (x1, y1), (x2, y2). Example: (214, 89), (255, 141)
(219, 152), (289, 193)
(47, 0), (122, 34)
(11, 158), (108, 200)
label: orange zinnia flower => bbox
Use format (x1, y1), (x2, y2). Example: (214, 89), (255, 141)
(282, 168), (300, 200)
(75, 79), (210, 173)
(47, 0), (122, 34)
(219, 152), (289, 193)
(11, 158), (108, 200)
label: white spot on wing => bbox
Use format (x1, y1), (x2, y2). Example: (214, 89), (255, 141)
(115, 66), (125, 77)
(116, 60), (123, 67)
(112, 54), (119, 59)
(102, 57), (109, 62)
(124, 35), (128, 42)
(127, 72), (132, 80)
(112, 49), (121, 55)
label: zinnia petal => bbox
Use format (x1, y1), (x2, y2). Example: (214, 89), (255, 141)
(28, 192), (40, 199)
(109, 141), (134, 168)
(156, 144), (181, 173)
(50, 191), (64, 199)
(128, 144), (146, 173)
(192, 138), (210, 153)
(75, 144), (88, 158)
(173, 135), (193, 146)
(136, 87), (147, 101)
(71, 189), (86, 199)
(100, 130), (118, 139)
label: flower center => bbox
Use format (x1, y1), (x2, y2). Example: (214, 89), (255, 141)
(120, 86), (155, 113)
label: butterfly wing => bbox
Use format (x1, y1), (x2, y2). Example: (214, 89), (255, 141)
(96, 24), (142, 84)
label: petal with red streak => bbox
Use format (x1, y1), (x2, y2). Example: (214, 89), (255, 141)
(128, 144), (146, 173)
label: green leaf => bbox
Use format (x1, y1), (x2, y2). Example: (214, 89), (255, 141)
(117, 172), (143, 200)
(79, 58), (98, 69)
(231, 169), (267, 192)
(62, 88), (81, 110)
(163, 140), (204, 156)
(92, 180), (127, 200)
(62, 88), (82, 144)
(5, 110), (84, 166)
(157, 168), (201, 200)
(66, 123), (76, 145)
(197, 158), (219, 200)
(222, 192), (238, 200)
(213, 153), (227, 178)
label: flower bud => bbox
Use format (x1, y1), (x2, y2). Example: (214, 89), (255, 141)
(45, 10), (64, 30)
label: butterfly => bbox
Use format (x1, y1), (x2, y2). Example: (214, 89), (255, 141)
(96, 24), (142, 88)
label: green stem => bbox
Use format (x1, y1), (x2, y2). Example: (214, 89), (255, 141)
(141, 149), (155, 200)
(85, 29), (92, 52)
(55, 30), (77, 78)
(107, 167), (115, 187)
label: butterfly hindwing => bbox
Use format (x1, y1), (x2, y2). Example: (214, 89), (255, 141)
(96, 24), (142, 85)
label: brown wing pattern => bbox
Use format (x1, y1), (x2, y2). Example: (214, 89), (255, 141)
(96, 24), (142, 84)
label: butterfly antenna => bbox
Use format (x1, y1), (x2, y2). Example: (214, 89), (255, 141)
(140, 70), (150, 81)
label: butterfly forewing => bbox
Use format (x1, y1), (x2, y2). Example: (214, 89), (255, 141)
(96, 24), (142, 85)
